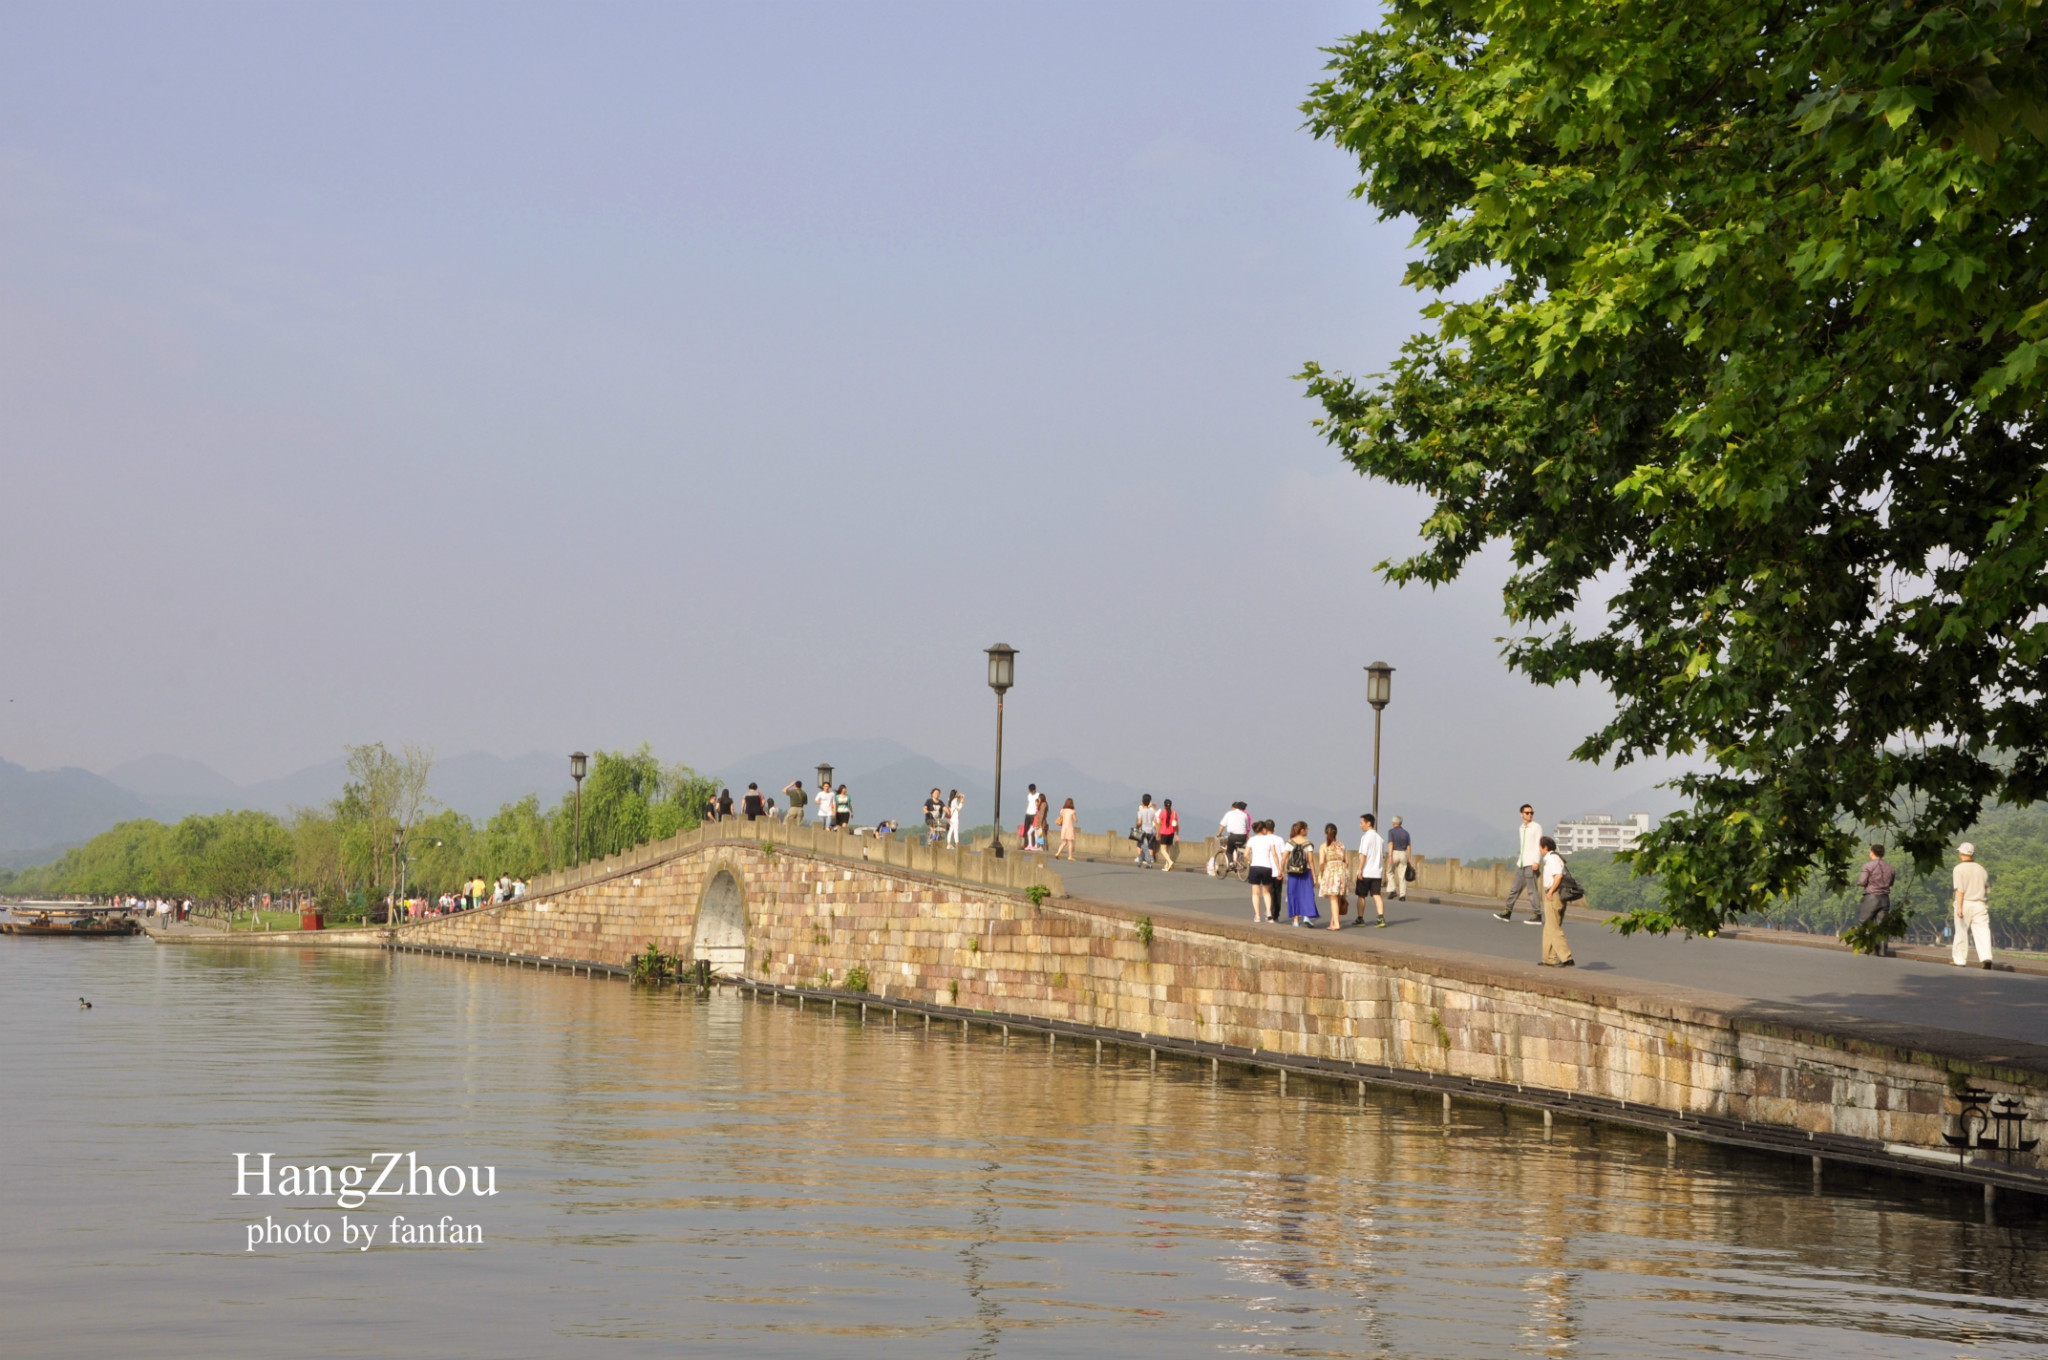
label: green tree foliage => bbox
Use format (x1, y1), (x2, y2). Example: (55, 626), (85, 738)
(562, 746), (715, 864)
(1572, 804), (2048, 946)
(476, 795), (555, 880)
(177, 810), (295, 908)
(1301, 0), (2048, 935)
(12, 810), (293, 904)
(5, 743), (717, 903)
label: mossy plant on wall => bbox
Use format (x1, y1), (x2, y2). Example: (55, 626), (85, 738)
(1136, 917), (1154, 948)
(1026, 884), (1051, 906)
(843, 965), (870, 993)
(948, 979), (960, 1003)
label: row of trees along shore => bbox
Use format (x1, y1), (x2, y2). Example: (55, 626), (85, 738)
(0, 743), (716, 922)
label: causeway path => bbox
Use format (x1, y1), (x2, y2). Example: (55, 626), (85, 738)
(1053, 857), (2048, 1050)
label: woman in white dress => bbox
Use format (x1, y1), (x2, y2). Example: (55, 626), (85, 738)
(947, 790), (964, 847)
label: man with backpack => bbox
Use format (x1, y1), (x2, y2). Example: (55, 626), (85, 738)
(1538, 834), (1576, 967)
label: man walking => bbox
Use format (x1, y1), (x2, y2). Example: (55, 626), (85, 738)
(1537, 835), (1574, 967)
(1849, 844), (1896, 955)
(1356, 813), (1387, 928)
(1497, 804), (1544, 923)
(1952, 843), (1995, 968)
(1385, 815), (1412, 900)
(1246, 820), (1284, 922)
(1134, 794), (1160, 867)
(783, 779), (807, 825)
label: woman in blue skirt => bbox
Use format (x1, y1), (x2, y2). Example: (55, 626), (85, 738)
(1283, 820), (1320, 926)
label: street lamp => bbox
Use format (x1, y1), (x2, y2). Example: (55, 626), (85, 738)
(1364, 661), (1394, 827)
(570, 751), (589, 868)
(985, 644), (1016, 859)
(397, 835), (444, 908)
(816, 763), (833, 827)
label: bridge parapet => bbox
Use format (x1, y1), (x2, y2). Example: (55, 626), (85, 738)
(522, 819), (1065, 901)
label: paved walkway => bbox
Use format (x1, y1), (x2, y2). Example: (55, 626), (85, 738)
(1052, 858), (2048, 1050)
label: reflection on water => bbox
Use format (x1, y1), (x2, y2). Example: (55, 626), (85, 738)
(3, 939), (2045, 1358)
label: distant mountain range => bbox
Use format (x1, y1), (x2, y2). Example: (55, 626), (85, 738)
(0, 751), (573, 868)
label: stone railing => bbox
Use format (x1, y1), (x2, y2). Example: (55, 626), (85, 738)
(524, 818), (1066, 900)
(967, 827), (1520, 901)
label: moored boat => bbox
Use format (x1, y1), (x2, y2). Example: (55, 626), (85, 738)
(1, 903), (143, 937)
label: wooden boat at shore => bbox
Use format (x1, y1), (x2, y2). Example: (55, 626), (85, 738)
(1, 903), (143, 937)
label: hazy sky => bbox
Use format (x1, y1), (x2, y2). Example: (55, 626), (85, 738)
(0, 2), (1685, 822)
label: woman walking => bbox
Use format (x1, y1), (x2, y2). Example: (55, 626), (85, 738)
(1283, 821), (1320, 926)
(946, 789), (963, 846)
(1317, 823), (1350, 929)
(1157, 799), (1179, 872)
(1055, 798), (1077, 860)
(833, 784), (851, 830)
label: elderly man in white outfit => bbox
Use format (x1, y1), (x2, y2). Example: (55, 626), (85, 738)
(1952, 843), (1995, 968)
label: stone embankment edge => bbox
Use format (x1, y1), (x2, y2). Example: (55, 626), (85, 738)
(726, 976), (2046, 1204)
(1058, 890), (2048, 1091)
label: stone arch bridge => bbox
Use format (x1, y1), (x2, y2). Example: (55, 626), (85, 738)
(383, 816), (2048, 1189)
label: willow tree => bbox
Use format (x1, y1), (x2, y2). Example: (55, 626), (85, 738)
(1301, 0), (2048, 933)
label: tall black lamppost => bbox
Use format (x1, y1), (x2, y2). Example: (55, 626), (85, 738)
(1364, 662), (1394, 827)
(391, 827), (403, 923)
(569, 751), (588, 867)
(985, 644), (1016, 859)
(815, 763), (833, 827)
(397, 835), (444, 906)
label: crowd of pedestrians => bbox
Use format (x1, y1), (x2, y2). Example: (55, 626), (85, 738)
(687, 771), (2012, 973)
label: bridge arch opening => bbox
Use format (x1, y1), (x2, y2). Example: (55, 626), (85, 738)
(692, 869), (747, 974)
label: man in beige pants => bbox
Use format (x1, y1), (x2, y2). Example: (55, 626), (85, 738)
(1385, 815), (1411, 900)
(1952, 843), (1994, 968)
(1537, 835), (1574, 967)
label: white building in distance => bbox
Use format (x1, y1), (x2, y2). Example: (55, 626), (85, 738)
(1555, 812), (1653, 854)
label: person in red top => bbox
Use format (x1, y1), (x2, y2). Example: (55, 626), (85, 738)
(1157, 799), (1180, 872)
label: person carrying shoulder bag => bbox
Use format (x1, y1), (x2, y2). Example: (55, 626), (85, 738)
(1538, 835), (1577, 968)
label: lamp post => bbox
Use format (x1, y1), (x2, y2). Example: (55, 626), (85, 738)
(391, 827), (403, 923)
(815, 763), (833, 827)
(985, 644), (1016, 859)
(570, 751), (588, 868)
(1364, 661), (1394, 827)
(397, 835), (444, 908)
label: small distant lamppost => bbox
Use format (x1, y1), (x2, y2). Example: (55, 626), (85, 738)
(985, 644), (1017, 859)
(391, 827), (403, 923)
(1364, 661), (1395, 827)
(816, 763), (833, 827)
(569, 751), (589, 867)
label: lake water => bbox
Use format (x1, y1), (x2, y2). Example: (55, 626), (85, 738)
(5, 936), (2047, 1358)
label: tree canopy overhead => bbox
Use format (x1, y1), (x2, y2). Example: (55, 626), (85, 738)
(1301, 0), (2048, 932)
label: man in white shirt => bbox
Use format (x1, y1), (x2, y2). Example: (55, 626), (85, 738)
(1952, 842), (1994, 968)
(1219, 803), (1250, 863)
(815, 784), (834, 827)
(1245, 820), (1285, 922)
(1356, 814), (1387, 928)
(1496, 803), (1545, 924)
(1538, 835), (1575, 966)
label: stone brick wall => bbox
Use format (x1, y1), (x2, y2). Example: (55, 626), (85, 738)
(397, 836), (2045, 1167)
